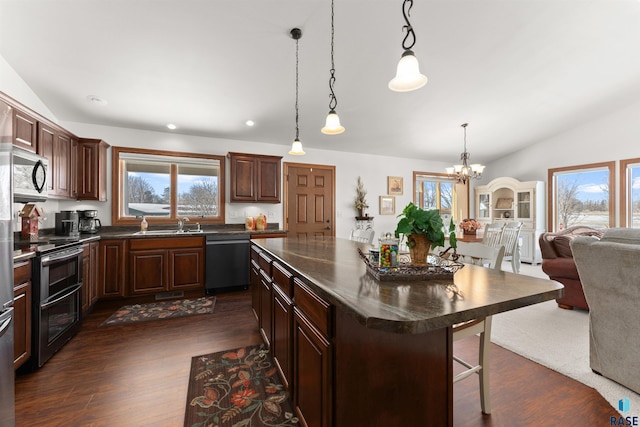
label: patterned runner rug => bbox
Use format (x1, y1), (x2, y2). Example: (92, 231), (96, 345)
(100, 296), (216, 326)
(184, 344), (298, 427)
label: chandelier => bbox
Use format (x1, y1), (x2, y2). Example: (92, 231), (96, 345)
(388, 0), (427, 92)
(446, 123), (485, 184)
(288, 28), (305, 155)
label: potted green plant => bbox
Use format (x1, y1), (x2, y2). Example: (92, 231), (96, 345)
(394, 202), (457, 266)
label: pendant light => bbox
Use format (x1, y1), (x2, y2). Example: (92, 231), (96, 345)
(289, 28), (305, 155)
(445, 123), (485, 184)
(388, 0), (428, 92)
(321, 0), (345, 135)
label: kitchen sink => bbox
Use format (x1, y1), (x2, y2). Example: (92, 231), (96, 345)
(133, 229), (204, 235)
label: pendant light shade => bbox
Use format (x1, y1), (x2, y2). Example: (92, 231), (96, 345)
(388, 49), (427, 92)
(288, 28), (306, 156)
(321, 110), (345, 135)
(321, 0), (345, 135)
(389, 0), (427, 92)
(289, 138), (305, 155)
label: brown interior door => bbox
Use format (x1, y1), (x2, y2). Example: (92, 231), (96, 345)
(285, 163), (335, 238)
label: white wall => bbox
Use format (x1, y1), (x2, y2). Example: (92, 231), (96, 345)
(58, 121), (452, 240)
(472, 98), (640, 227)
(0, 55), (56, 121)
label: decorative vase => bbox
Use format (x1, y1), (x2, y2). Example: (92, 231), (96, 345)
(463, 228), (477, 236)
(358, 208), (365, 219)
(407, 234), (431, 266)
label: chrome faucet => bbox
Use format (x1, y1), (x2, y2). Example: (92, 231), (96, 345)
(177, 217), (189, 232)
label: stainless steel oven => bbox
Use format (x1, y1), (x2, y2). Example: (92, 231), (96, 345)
(31, 244), (83, 369)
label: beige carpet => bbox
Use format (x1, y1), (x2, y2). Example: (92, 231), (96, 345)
(492, 261), (640, 416)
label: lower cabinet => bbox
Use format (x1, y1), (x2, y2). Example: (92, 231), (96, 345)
(258, 269), (272, 347)
(271, 261), (293, 390)
(13, 259), (32, 370)
(250, 258), (260, 322)
(128, 237), (204, 295)
(99, 239), (126, 298)
(81, 241), (99, 315)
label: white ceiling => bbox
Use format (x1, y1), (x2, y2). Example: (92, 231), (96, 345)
(2, 0), (640, 164)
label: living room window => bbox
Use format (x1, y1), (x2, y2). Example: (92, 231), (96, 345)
(548, 162), (614, 232)
(112, 147), (225, 225)
(620, 157), (640, 228)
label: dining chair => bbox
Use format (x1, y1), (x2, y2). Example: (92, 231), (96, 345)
(500, 221), (523, 273)
(482, 222), (505, 249)
(452, 242), (505, 415)
(349, 228), (375, 244)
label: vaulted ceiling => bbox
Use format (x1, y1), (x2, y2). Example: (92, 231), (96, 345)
(2, 0), (640, 164)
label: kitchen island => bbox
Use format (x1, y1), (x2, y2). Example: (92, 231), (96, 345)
(251, 236), (563, 426)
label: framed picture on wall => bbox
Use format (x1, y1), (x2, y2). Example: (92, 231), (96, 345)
(388, 176), (403, 195)
(380, 196), (396, 215)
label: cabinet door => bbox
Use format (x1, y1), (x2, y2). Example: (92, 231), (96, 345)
(78, 139), (109, 201)
(169, 247), (204, 290)
(82, 245), (91, 314)
(13, 109), (38, 153)
(13, 281), (31, 370)
(89, 241), (99, 307)
(130, 249), (168, 294)
(230, 154), (257, 202)
(293, 308), (332, 427)
(477, 193), (491, 220)
(519, 231), (533, 263)
(70, 137), (78, 199)
(250, 259), (260, 322)
(257, 157), (281, 202)
(53, 132), (71, 198)
(99, 240), (126, 298)
(259, 270), (272, 347)
(38, 123), (55, 193)
(272, 284), (293, 390)
(516, 191), (532, 220)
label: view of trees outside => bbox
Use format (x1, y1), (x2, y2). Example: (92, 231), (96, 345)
(630, 165), (640, 228)
(555, 169), (609, 229)
(419, 180), (453, 215)
(126, 172), (218, 217)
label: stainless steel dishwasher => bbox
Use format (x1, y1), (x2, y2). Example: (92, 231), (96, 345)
(205, 233), (250, 294)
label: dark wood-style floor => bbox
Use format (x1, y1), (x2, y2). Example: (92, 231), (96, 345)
(14, 291), (617, 426)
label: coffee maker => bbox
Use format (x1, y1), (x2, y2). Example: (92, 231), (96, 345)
(78, 210), (102, 234)
(55, 211), (80, 238)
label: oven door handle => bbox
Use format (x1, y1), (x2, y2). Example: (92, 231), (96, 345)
(41, 283), (82, 310)
(40, 247), (83, 266)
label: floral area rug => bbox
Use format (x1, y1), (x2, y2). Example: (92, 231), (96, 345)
(100, 296), (216, 327)
(184, 344), (298, 427)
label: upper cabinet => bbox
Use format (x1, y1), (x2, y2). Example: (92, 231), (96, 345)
(37, 122), (74, 199)
(228, 152), (282, 203)
(77, 139), (110, 201)
(475, 177), (545, 264)
(13, 109), (38, 153)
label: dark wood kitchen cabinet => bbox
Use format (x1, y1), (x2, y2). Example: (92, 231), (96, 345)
(257, 251), (273, 347)
(37, 122), (74, 199)
(128, 237), (204, 295)
(250, 246), (261, 322)
(228, 152), (282, 203)
(99, 239), (126, 298)
(271, 262), (294, 390)
(13, 259), (32, 370)
(81, 241), (99, 315)
(70, 136), (78, 199)
(12, 108), (38, 153)
(78, 138), (110, 201)
(292, 278), (333, 427)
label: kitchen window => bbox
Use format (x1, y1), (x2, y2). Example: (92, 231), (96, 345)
(112, 147), (225, 225)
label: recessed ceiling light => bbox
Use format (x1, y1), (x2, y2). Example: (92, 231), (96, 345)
(246, 120), (255, 127)
(86, 95), (107, 106)
(166, 124), (177, 130)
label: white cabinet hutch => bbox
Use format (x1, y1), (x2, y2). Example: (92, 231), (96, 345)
(475, 177), (545, 265)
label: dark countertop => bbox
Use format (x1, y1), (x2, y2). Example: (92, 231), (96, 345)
(251, 236), (564, 334)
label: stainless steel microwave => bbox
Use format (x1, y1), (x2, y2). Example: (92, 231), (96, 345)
(13, 148), (48, 202)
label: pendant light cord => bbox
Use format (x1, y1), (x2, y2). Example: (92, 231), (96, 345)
(295, 35), (300, 140)
(401, 0), (417, 50)
(328, 0), (337, 111)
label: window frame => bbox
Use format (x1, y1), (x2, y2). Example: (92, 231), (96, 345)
(547, 161), (615, 232)
(620, 157), (640, 228)
(111, 146), (226, 226)
(412, 171), (468, 220)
